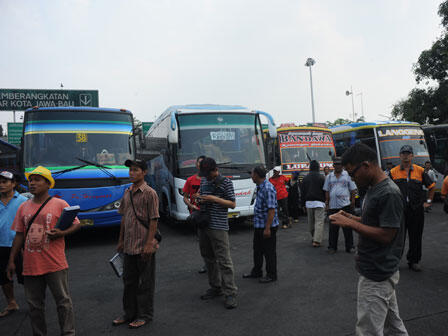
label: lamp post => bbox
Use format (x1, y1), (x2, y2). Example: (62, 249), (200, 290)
(345, 86), (356, 121)
(356, 92), (364, 119)
(305, 58), (316, 123)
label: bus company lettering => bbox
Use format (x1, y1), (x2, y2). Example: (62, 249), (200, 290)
(235, 190), (251, 197)
(279, 132), (333, 146)
(71, 193), (112, 200)
(377, 128), (424, 137)
(283, 162), (333, 170)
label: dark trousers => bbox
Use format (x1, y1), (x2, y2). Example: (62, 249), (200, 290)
(123, 253), (156, 322)
(328, 206), (354, 251)
(404, 206), (424, 264)
(24, 269), (75, 336)
(277, 198), (289, 225)
(252, 227), (277, 279)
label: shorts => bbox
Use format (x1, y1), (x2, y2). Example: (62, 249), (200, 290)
(0, 246), (24, 285)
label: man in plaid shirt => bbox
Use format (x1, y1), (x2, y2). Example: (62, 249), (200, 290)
(243, 166), (279, 283)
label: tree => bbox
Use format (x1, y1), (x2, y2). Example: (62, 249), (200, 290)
(392, 1), (448, 124)
(326, 117), (365, 127)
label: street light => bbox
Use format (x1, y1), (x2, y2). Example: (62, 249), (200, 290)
(356, 92), (364, 119)
(345, 86), (356, 121)
(305, 57), (316, 123)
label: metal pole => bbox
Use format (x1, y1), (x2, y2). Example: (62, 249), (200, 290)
(359, 93), (364, 118)
(13, 111), (16, 123)
(309, 66), (316, 123)
(350, 86), (355, 121)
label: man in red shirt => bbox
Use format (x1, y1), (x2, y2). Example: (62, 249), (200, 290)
(183, 156), (207, 273)
(269, 167), (290, 228)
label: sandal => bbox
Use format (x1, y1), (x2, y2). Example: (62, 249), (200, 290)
(112, 316), (130, 326)
(312, 241), (321, 247)
(0, 306), (19, 318)
(129, 319), (147, 329)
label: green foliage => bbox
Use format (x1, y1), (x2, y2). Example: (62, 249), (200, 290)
(392, 1), (448, 124)
(326, 117), (365, 126)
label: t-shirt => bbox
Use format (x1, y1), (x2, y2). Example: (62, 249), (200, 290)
(441, 176), (448, 197)
(269, 175), (288, 200)
(199, 175), (235, 231)
(0, 191), (27, 247)
(323, 170), (357, 209)
(183, 174), (202, 212)
(11, 197), (80, 276)
(357, 178), (405, 282)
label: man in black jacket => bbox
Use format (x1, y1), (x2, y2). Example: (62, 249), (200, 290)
(301, 161), (326, 247)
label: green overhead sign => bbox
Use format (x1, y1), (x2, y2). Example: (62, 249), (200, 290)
(7, 122), (23, 145)
(0, 89), (99, 111)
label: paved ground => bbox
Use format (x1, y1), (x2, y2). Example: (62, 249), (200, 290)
(1, 203), (448, 336)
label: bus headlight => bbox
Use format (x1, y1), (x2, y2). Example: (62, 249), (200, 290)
(87, 200), (121, 212)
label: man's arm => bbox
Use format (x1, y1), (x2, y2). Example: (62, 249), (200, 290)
(200, 195), (236, 209)
(6, 233), (24, 280)
(117, 218), (125, 252)
(329, 212), (397, 244)
(325, 191), (330, 209)
(142, 218), (158, 259)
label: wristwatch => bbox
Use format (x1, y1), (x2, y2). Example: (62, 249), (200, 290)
(426, 199), (432, 203)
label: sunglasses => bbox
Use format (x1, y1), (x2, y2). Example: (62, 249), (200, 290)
(348, 164), (362, 178)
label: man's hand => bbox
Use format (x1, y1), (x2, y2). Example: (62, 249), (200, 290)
(189, 204), (200, 211)
(423, 202), (431, 209)
(6, 261), (15, 281)
(142, 238), (159, 261)
(199, 195), (219, 203)
(46, 228), (65, 240)
(117, 241), (124, 253)
(263, 227), (271, 238)
(329, 211), (353, 229)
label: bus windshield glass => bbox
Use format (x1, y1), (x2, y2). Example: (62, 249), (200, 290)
(23, 110), (134, 169)
(377, 126), (429, 165)
(177, 113), (265, 170)
(278, 129), (334, 170)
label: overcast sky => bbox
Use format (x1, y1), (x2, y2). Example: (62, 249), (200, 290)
(0, 0), (444, 130)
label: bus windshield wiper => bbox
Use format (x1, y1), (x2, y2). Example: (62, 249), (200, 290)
(216, 161), (240, 169)
(76, 158), (121, 183)
(53, 164), (89, 177)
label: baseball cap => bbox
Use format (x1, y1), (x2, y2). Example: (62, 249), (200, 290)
(25, 166), (55, 189)
(199, 157), (217, 177)
(124, 159), (148, 170)
(273, 166), (281, 172)
(0, 171), (14, 180)
(399, 145), (413, 154)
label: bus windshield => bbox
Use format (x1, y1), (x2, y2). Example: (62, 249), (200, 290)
(23, 111), (134, 169)
(377, 126), (429, 166)
(281, 147), (332, 164)
(176, 113), (265, 170)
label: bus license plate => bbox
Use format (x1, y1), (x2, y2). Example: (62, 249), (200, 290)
(228, 212), (239, 219)
(80, 219), (94, 226)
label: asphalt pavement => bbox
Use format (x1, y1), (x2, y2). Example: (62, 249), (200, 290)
(1, 203), (448, 336)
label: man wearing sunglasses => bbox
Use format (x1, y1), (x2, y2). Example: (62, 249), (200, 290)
(389, 145), (435, 272)
(329, 143), (408, 336)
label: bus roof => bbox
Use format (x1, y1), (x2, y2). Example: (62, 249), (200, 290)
(162, 104), (253, 115)
(330, 120), (420, 133)
(0, 138), (18, 151)
(277, 126), (332, 132)
(24, 107), (132, 114)
(421, 123), (448, 130)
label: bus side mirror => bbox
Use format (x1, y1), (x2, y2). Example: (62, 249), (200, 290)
(329, 150), (333, 157)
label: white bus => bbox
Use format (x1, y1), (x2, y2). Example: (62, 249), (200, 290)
(140, 104), (277, 222)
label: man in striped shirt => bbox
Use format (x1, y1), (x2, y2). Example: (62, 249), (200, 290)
(243, 166), (279, 283)
(113, 159), (160, 329)
(197, 157), (238, 309)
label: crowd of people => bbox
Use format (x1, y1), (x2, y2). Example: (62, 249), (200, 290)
(0, 141), (444, 335)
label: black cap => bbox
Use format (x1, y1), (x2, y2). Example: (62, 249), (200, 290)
(199, 157), (217, 177)
(399, 145), (413, 154)
(124, 159), (148, 170)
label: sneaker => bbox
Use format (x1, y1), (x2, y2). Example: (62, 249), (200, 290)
(327, 248), (337, 255)
(200, 288), (223, 300)
(224, 295), (238, 309)
(198, 266), (207, 274)
(259, 276), (276, 283)
(345, 247), (355, 254)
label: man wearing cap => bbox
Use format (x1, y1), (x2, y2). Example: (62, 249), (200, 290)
(269, 167), (290, 229)
(390, 145), (435, 272)
(113, 159), (160, 329)
(7, 166), (80, 335)
(197, 157), (238, 309)
(324, 157), (357, 254)
(0, 170), (27, 318)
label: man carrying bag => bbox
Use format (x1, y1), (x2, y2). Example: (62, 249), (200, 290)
(113, 159), (160, 329)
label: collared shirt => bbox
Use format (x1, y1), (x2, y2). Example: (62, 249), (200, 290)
(390, 164), (435, 209)
(199, 175), (235, 231)
(118, 182), (160, 255)
(269, 175), (289, 200)
(0, 191), (27, 247)
(323, 170), (357, 209)
(253, 179), (279, 229)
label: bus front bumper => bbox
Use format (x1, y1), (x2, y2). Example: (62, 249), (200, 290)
(77, 210), (122, 227)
